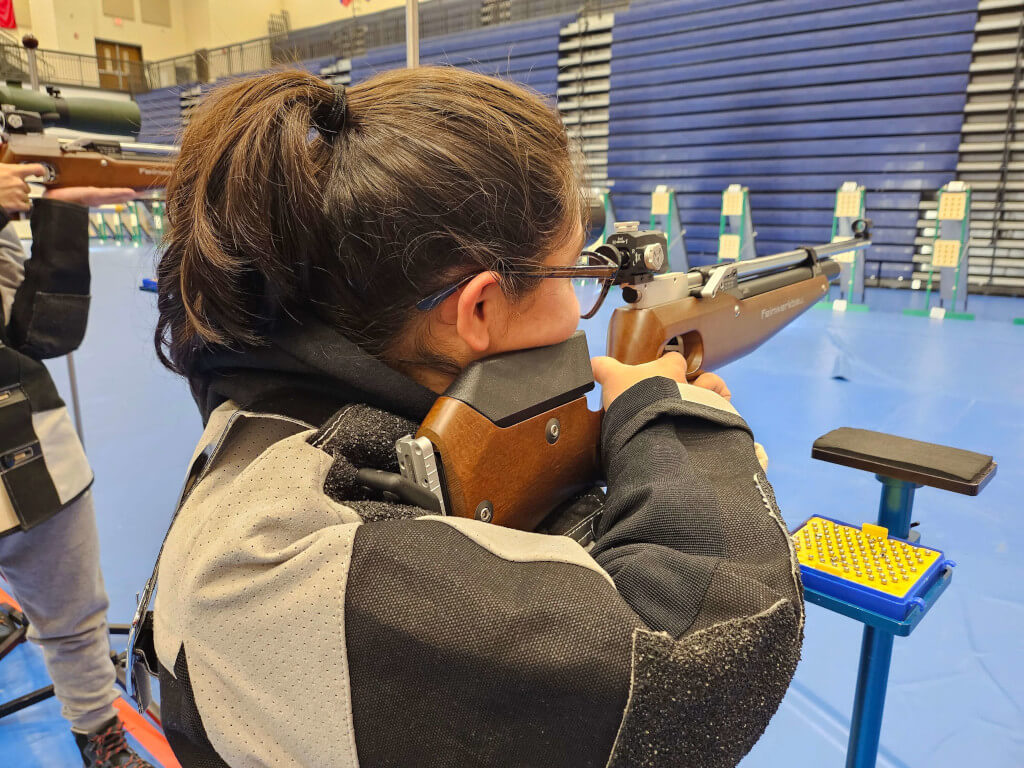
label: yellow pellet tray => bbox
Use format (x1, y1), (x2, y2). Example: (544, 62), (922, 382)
(793, 516), (941, 599)
(834, 189), (863, 219)
(932, 239), (961, 269)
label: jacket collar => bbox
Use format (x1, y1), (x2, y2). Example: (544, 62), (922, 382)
(189, 319), (438, 426)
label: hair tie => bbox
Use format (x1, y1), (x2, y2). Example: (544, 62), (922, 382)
(314, 85), (347, 139)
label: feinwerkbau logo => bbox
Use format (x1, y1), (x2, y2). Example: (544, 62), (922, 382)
(761, 297), (804, 319)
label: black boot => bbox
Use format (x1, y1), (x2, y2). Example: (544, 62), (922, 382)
(73, 716), (155, 768)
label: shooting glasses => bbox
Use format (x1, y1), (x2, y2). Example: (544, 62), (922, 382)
(416, 250), (620, 319)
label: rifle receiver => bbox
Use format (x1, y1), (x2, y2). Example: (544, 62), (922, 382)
(607, 226), (871, 373)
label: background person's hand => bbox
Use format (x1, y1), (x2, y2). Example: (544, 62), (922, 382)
(0, 163), (46, 212)
(44, 186), (137, 207)
(591, 352), (689, 411)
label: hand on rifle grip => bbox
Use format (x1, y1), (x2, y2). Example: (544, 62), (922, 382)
(592, 355), (733, 411)
(591, 352), (690, 411)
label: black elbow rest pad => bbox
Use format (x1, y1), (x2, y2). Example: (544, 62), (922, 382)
(812, 427), (996, 496)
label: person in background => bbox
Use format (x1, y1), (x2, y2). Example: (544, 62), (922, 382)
(0, 162), (154, 768)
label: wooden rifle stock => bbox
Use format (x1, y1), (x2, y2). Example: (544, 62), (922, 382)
(0, 134), (173, 190)
(418, 396), (602, 531)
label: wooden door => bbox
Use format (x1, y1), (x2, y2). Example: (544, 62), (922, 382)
(96, 40), (143, 91)
(119, 44), (143, 91)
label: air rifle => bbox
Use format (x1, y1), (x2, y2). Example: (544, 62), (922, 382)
(397, 220), (871, 532)
(0, 87), (175, 190)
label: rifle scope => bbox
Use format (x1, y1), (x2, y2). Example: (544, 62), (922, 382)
(0, 87), (141, 137)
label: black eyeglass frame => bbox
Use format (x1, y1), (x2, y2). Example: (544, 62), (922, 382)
(415, 251), (620, 319)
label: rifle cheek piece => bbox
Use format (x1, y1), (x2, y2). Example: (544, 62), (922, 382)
(399, 332), (603, 530)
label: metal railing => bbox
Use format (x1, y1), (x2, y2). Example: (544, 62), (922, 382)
(0, 42), (146, 93)
(0, 0), (627, 94)
(144, 26), (369, 90)
(145, 0), (627, 88)
(144, 54), (197, 90)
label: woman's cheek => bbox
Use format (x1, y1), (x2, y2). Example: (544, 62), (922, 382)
(514, 283), (579, 347)
(550, 285), (581, 339)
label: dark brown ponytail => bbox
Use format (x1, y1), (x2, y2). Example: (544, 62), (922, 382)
(156, 67), (585, 376)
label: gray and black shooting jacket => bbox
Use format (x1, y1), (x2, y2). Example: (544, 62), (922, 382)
(0, 200), (92, 534)
(152, 323), (804, 768)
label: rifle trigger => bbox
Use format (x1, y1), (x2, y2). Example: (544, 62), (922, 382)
(355, 468), (443, 514)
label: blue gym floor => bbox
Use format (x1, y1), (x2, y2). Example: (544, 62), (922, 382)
(1, 243), (1021, 766)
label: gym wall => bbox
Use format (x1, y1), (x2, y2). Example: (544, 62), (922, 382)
(606, 0), (978, 278)
(282, 0), (412, 34)
(10, 0), (188, 59)
(6, 1), (424, 59)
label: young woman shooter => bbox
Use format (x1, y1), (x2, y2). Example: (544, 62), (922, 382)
(150, 67), (803, 768)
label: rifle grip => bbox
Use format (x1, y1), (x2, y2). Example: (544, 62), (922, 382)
(417, 395), (603, 531)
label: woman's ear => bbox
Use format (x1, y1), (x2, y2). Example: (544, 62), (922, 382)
(454, 271), (502, 353)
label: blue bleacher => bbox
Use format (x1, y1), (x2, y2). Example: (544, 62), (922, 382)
(300, 56), (338, 75)
(608, 0), (978, 276)
(134, 86), (184, 144)
(349, 14), (574, 99)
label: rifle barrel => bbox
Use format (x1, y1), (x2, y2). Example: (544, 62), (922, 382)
(735, 258), (841, 300)
(811, 237), (873, 261)
(59, 138), (178, 158)
(625, 235), (868, 308)
(732, 237), (870, 279)
(121, 142), (179, 157)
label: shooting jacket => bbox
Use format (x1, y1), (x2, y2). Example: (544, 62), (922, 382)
(0, 200), (93, 534)
(153, 322), (804, 768)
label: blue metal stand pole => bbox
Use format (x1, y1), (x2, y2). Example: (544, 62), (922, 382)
(845, 477), (918, 768)
(874, 477), (916, 538)
(846, 628), (894, 768)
